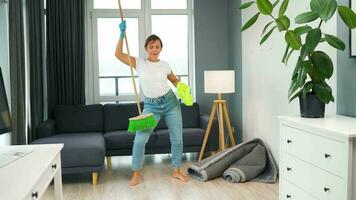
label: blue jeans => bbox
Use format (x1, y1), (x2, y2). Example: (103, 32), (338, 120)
(131, 89), (183, 171)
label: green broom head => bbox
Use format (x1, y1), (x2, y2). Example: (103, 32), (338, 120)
(127, 113), (157, 132)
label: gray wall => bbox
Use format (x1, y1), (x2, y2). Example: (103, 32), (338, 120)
(228, 0), (242, 143)
(337, 0), (356, 117)
(194, 0), (242, 143)
(194, 0), (230, 115)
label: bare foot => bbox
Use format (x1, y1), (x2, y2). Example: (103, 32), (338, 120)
(129, 171), (141, 186)
(172, 169), (189, 182)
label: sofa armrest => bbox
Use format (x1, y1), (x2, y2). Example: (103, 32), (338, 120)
(199, 114), (219, 151)
(36, 119), (56, 138)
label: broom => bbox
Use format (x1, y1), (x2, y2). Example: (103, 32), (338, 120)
(117, 0), (157, 132)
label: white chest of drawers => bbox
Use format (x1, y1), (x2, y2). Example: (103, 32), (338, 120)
(279, 115), (356, 200)
(0, 144), (63, 200)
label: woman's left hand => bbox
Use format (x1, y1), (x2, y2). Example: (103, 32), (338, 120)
(177, 82), (193, 106)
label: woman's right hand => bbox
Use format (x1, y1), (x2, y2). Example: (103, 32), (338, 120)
(115, 20), (136, 68)
(119, 20), (126, 39)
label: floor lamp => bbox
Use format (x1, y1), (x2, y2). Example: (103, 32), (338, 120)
(198, 70), (236, 161)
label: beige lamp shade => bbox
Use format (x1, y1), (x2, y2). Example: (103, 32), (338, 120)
(204, 70), (235, 94)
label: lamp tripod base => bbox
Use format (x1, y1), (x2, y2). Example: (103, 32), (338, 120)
(198, 94), (236, 161)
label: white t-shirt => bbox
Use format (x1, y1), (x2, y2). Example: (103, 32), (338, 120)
(135, 57), (172, 98)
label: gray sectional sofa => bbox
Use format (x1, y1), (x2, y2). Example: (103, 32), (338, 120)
(32, 103), (219, 184)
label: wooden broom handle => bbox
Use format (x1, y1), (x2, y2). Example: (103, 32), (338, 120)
(118, 0), (142, 115)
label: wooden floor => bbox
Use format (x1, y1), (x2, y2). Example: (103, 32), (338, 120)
(43, 153), (279, 200)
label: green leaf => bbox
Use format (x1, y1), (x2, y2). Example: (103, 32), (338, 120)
(294, 26), (312, 36)
(257, 0), (273, 15)
(262, 21), (275, 35)
(325, 34), (345, 50)
(311, 51), (334, 79)
(260, 26), (277, 45)
(308, 63), (323, 82)
(300, 45), (308, 60)
(302, 81), (313, 98)
(296, 60), (311, 87)
(311, 0), (337, 21)
(288, 78), (300, 98)
(272, 0), (280, 8)
(282, 45), (290, 63)
(305, 28), (322, 53)
(289, 90), (302, 102)
(338, 6), (356, 29)
(295, 11), (319, 24)
(321, 0), (337, 21)
(314, 83), (333, 104)
(278, 0), (289, 17)
(276, 15), (290, 31)
(240, 1), (255, 9)
(285, 30), (302, 50)
(322, 81), (335, 102)
(310, 0), (323, 13)
(285, 49), (294, 65)
(291, 57), (302, 79)
(320, 37), (326, 42)
(241, 13), (260, 31)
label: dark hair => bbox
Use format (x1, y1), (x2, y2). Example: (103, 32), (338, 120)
(144, 34), (163, 49)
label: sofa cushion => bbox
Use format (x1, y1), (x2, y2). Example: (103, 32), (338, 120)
(154, 103), (200, 130)
(153, 128), (205, 147)
(31, 132), (105, 168)
(181, 103), (200, 128)
(54, 104), (103, 133)
(104, 130), (157, 150)
(103, 103), (142, 132)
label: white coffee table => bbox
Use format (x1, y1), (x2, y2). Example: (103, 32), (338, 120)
(0, 144), (64, 200)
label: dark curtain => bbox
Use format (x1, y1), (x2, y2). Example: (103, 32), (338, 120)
(9, 0), (26, 145)
(27, 0), (44, 142)
(46, 0), (85, 117)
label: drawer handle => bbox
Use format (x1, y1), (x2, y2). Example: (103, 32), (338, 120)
(324, 154), (331, 159)
(287, 139), (292, 144)
(52, 163), (57, 170)
(286, 194), (292, 198)
(324, 187), (330, 192)
(32, 191), (38, 199)
(287, 167), (292, 171)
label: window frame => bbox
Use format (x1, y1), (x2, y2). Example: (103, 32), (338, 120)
(85, 0), (195, 104)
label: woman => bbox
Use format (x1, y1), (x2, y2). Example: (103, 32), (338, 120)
(115, 20), (190, 186)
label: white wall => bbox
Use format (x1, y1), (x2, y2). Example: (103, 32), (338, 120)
(0, 2), (11, 146)
(241, 0), (337, 163)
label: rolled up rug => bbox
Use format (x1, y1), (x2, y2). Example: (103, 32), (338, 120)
(187, 142), (257, 181)
(222, 143), (266, 183)
(187, 138), (278, 183)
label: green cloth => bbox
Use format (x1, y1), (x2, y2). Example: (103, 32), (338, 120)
(177, 82), (193, 106)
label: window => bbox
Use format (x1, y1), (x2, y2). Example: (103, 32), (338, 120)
(94, 0), (141, 9)
(151, 0), (187, 9)
(86, 0), (194, 104)
(151, 15), (188, 75)
(96, 17), (139, 96)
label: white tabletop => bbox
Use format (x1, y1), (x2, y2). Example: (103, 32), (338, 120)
(0, 144), (63, 200)
(279, 115), (356, 138)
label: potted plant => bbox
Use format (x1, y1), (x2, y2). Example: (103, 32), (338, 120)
(240, 0), (356, 118)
